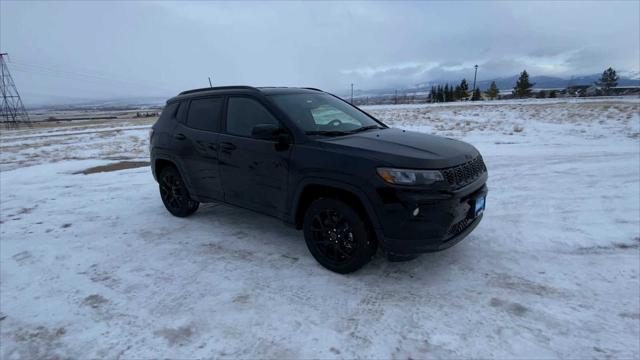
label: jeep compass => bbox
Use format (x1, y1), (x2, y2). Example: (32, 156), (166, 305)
(150, 86), (488, 273)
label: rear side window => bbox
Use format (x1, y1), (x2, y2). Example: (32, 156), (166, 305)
(158, 102), (180, 122)
(226, 97), (279, 137)
(186, 97), (224, 132)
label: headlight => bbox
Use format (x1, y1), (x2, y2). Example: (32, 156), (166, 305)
(377, 167), (444, 185)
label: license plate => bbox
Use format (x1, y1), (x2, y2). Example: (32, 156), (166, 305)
(475, 196), (485, 216)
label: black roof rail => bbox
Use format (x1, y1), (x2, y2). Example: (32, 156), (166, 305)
(302, 87), (323, 92)
(179, 85), (260, 96)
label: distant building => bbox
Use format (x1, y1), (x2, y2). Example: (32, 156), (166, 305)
(564, 85), (590, 97)
(585, 85), (601, 96)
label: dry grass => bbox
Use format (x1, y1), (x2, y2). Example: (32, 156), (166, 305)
(74, 161), (150, 175)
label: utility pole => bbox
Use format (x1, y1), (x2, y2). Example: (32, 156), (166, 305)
(472, 64), (479, 91)
(0, 53), (30, 127)
(350, 83), (353, 104)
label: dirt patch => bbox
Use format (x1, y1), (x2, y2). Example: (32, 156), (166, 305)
(82, 294), (109, 309)
(489, 298), (529, 316)
(233, 294), (250, 304)
(619, 312), (640, 320)
(281, 254), (299, 262)
(9, 326), (69, 359)
(154, 325), (195, 346)
(12, 251), (32, 263)
(75, 161), (150, 175)
(575, 238), (640, 254)
(488, 273), (560, 297)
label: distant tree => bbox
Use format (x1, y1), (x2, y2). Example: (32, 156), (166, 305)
(443, 84), (450, 102)
(598, 67), (619, 95)
(447, 84), (455, 102)
(513, 70), (534, 98)
(536, 90), (546, 99)
(428, 86), (434, 103)
(471, 88), (482, 101)
(548, 89), (557, 98)
(457, 79), (469, 100)
(485, 81), (499, 100)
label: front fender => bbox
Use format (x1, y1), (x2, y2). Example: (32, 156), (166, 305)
(288, 176), (382, 231)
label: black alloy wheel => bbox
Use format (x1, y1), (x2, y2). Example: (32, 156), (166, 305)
(310, 209), (358, 265)
(159, 166), (199, 217)
(303, 198), (375, 273)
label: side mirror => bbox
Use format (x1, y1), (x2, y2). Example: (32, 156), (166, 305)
(276, 132), (292, 145)
(275, 132), (292, 151)
(251, 124), (279, 140)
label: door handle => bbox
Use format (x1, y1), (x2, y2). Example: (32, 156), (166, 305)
(220, 142), (237, 151)
(174, 133), (186, 140)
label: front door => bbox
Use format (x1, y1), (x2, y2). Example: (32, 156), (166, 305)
(218, 96), (291, 216)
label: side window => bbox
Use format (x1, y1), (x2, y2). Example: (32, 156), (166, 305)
(186, 97), (224, 132)
(226, 97), (279, 137)
(158, 102), (180, 122)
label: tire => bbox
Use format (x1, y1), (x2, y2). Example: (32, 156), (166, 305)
(158, 166), (199, 217)
(303, 198), (376, 273)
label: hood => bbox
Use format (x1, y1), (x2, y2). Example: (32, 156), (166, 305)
(318, 128), (479, 168)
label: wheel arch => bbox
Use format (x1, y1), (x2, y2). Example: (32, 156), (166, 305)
(291, 178), (381, 231)
(151, 154), (198, 198)
(154, 158), (176, 179)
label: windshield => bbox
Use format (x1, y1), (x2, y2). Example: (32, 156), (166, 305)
(268, 93), (385, 135)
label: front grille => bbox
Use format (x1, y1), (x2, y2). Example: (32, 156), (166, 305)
(442, 156), (487, 189)
(447, 218), (472, 239)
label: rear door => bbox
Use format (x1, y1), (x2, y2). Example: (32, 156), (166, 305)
(218, 96), (291, 216)
(172, 96), (225, 201)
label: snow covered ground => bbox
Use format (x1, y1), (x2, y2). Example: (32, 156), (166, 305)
(1, 98), (639, 358)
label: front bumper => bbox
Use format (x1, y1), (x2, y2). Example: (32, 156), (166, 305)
(371, 176), (488, 255)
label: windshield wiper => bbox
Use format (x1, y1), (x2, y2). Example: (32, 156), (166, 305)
(348, 125), (384, 133)
(306, 125), (384, 137)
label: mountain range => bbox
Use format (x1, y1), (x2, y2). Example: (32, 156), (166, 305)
(27, 72), (640, 109)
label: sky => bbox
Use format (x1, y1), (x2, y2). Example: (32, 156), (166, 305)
(1, 1), (639, 105)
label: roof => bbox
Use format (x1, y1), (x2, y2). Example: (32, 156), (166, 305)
(168, 86), (323, 103)
(257, 87), (323, 95)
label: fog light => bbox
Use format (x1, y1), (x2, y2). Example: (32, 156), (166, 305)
(412, 207), (420, 217)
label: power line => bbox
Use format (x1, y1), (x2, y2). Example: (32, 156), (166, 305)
(7, 55), (175, 87)
(8, 59), (176, 92)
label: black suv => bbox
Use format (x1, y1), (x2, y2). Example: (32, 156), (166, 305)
(150, 86), (487, 273)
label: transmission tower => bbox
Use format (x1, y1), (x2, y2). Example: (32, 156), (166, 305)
(0, 53), (30, 126)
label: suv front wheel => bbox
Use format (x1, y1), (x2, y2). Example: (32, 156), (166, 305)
(303, 198), (376, 273)
(159, 166), (199, 217)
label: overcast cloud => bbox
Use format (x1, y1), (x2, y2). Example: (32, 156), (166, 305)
(1, 1), (638, 104)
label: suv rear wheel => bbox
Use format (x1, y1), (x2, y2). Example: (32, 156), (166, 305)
(303, 198), (376, 273)
(159, 166), (199, 217)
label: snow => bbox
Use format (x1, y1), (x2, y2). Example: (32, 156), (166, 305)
(1, 98), (639, 358)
